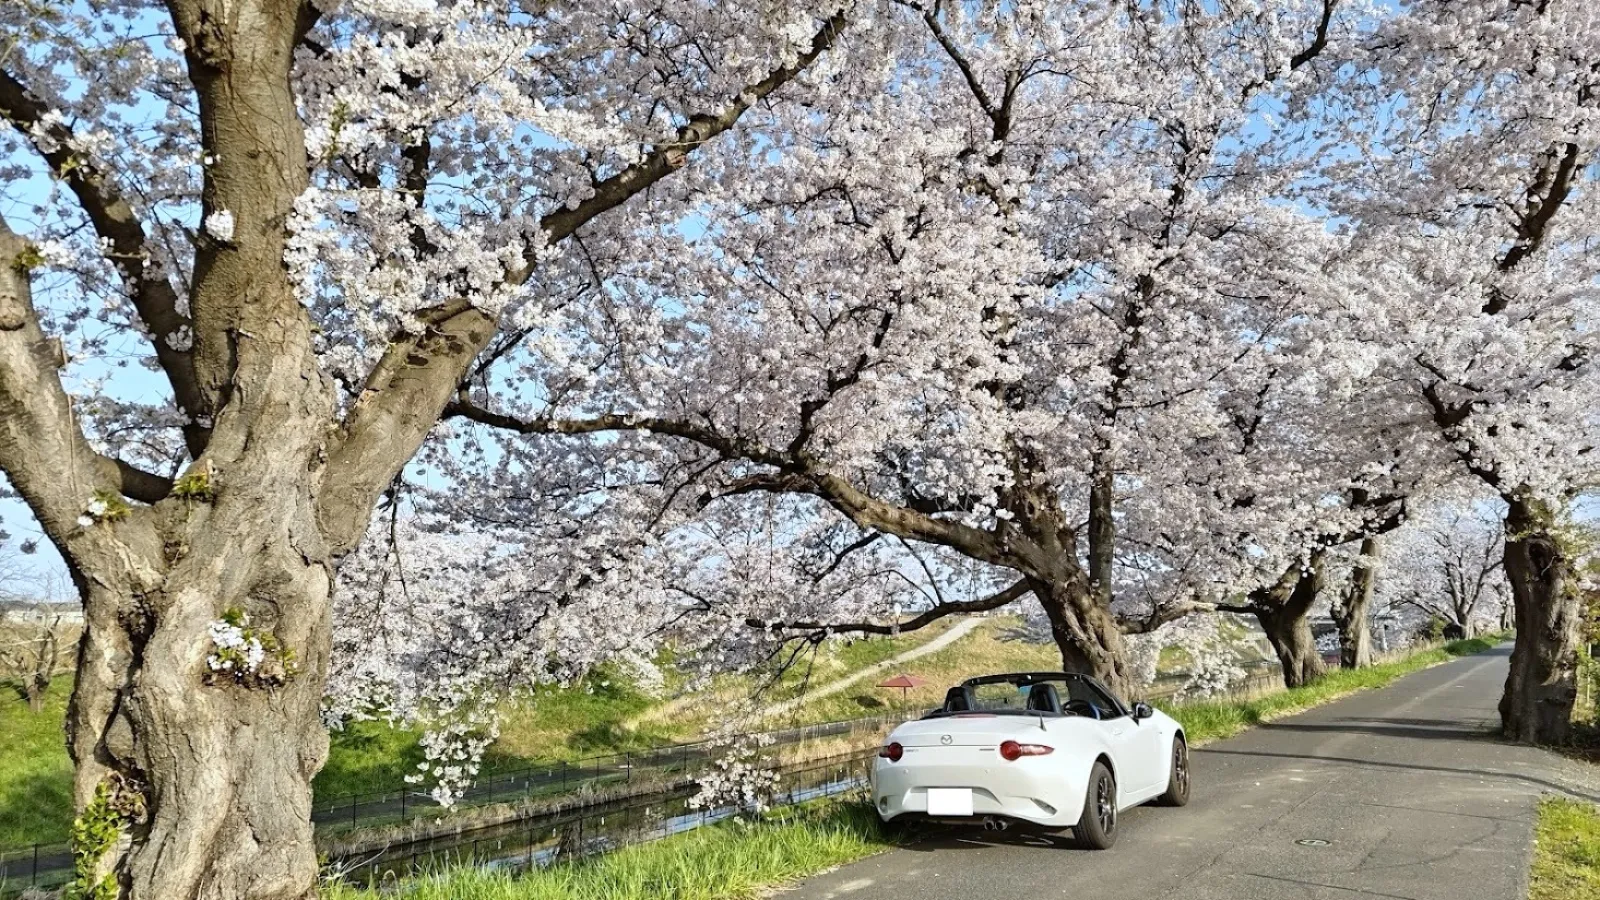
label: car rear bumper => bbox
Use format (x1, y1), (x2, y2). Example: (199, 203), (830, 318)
(871, 754), (1084, 828)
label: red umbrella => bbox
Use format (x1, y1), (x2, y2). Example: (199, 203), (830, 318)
(877, 673), (930, 703)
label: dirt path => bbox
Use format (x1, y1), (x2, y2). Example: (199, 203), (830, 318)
(754, 618), (983, 722)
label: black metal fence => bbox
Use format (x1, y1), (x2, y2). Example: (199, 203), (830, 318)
(0, 716), (898, 896)
(308, 710), (905, 832)
(0, 751), (875, 897)
(332, 750), (875, 889)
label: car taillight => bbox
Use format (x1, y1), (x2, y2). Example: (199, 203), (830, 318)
(999, 740), (1053, 761)
(878, 742), (904, 762)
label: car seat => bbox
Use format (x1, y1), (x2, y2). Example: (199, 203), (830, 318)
(1025, 683), (1062, 715)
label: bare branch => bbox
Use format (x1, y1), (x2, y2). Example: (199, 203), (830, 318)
(748, 578), (1031, 638)
(0, 69), (210, 455)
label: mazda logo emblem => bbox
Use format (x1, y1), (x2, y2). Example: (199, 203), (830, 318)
(941, 734), (953, 745)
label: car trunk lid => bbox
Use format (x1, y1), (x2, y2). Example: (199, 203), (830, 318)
(892, 714), (1041, 748)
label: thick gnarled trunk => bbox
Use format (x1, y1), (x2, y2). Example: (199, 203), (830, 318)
(1258, 603), (1325, 689)
(66, 329), (338, 898)
(1252, 553), (1327, 689)
(1498, 498), (1579, 745)
(1331, 536), (1378, 669)
(1032, 578), (1135, 700)
(72, 579), (331, 900)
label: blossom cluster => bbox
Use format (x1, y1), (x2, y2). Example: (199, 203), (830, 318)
(207, 618), (267, 676)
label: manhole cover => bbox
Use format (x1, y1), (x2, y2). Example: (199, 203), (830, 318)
(1295, 838), (1333, 847)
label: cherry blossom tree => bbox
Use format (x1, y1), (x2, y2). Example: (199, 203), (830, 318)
(0, 0), (849, 895)
(1379, 498), (1511, 641)
(1329, 534), (1381, 668)
(1319, 0), (1600, 742)
(444, 0), (1366, 700)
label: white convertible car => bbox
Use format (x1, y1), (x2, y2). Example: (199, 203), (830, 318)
(871, 672), (1189, 849)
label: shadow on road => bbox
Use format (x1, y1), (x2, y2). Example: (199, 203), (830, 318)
(1196, 746), (1600, 804)
(896, 829), (1070, 854)
(1253, 721), (1497, 742)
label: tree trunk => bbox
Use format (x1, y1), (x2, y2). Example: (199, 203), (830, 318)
(1253, 554), (1327, 689)
(65, 409), (336, 899)
(1031, 578), (1136, 700)
(1258, 603), (1325, 689)
(1498, 497), (1579, 745)
(1331, 536), (1377, 669)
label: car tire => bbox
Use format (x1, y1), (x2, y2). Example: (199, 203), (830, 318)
(1074, 761), (1118, 850)
(1155, 736), (1191, 807)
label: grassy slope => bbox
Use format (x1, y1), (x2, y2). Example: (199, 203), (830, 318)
(758, 620), (1058, 727)
(327, 634), (1513, 900)
(0, 682), (73, 847)
(1530, 798), (1600, 900)
(0, 623), (978, 840)
(329, 623), (974, 796)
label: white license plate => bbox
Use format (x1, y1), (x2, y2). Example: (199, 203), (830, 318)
(927, 788), (973, 816)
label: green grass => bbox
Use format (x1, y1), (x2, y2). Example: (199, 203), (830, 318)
(1530, 798), (1600, 900)
(1159, 634), (1507, 745)
(325, 800), (897, 900)
(491, 675), (688, 766)
(324, 673), (692, 798)
(0, 680), (74, 846)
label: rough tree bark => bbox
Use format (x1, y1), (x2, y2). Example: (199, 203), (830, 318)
(0, 0), (847, 894)
(1247, 553), (1328, 689)
(1330, 536), (1378, 669)
(1030, 576), (1137, 699)
(1498, 497), (1580, 744)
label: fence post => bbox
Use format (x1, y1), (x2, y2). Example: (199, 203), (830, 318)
(560, 760), (568, 792)
(33, 842), (40, 886)
(401, 787), (407, 822)
(350, 794), (357, 827)
(625, 751), (632, 783)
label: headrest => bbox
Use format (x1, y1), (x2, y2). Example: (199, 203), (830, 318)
(1025, 683), (1061, 714)
(942, 685), (976, 712)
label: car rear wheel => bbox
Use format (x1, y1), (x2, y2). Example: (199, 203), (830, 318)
(1074, 761), (1118, 850)
(1156, 736), (1191, 807)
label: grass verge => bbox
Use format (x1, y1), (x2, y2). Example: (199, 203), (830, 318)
(1530, 798), (1600, 900)
(324, 800), (897, 900)
(1160, 634), (1507, 746)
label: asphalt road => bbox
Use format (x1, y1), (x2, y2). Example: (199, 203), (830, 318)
(784, 645), (1600, 900)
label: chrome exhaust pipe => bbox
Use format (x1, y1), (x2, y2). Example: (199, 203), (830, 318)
(980, 816), (1010, 832)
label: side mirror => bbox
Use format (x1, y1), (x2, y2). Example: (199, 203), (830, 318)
(1132, 702), (1154, 722)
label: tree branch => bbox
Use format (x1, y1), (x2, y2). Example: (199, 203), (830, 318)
(747, 578), (1031, 638)
(0, 69), (210, 455)
(447, 398), (1024, 571)
(317, 10), (850, 554)
(508, 7), (850, 282)
(1118, 598), (1219, 635)
(0, 221), (161, 543)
